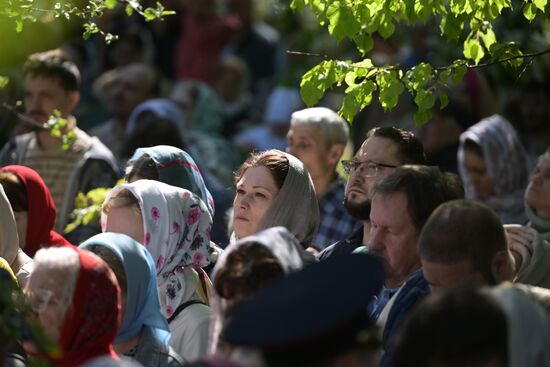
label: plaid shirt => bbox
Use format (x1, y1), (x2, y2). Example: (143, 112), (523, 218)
(314, 179), (361, 249)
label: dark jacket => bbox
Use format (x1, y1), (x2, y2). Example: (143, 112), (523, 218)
(317, 226), (364, 261)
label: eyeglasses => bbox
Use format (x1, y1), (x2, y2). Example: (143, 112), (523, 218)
(341, 159), (398, 177)
(24, 288), (55, 313)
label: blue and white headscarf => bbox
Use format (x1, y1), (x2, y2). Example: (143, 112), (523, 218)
(128, 145), (215, 217)
(80, 232), (171, 345)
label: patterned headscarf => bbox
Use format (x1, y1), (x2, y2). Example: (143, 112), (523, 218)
(80, 232), (171, 345)
(104, 180), (213, 318)
(2, 165), (73, 257)
(254, 150), (320, 248)
(55, 247), (120, 367)
(128, 145), (215, 217)
(458, 114), (529, 224)
(209, 227), (307, 355)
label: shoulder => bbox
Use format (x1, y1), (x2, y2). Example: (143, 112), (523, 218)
(317, 227), (364, 261)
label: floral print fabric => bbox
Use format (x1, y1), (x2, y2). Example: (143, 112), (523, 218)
(105, 180), (213, 318)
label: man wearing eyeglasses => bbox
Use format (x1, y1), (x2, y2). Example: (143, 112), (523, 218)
(318, 126), (426, 260)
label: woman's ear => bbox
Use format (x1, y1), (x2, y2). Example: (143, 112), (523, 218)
(491, 250), (516, 283)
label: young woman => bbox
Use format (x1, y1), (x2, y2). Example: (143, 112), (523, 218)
(101, 180), (213, 360)
(458, 114), (529, 224)
(80, 232), (184, 366)
(231, 149), (319, 250)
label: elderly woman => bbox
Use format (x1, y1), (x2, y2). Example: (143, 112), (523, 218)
(458, 114), (529, 224)
(231, 149), (320, 251)
(209, 226), (307, 356)
(0, 166), (73, 257)
(101, 180), (213, 360)
(0, 184), (33, 286)
(80, 232), (184, 366)
(23, 247), (120, 366)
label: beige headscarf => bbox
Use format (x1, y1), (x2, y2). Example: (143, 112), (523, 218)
(0, 184), (20, 265)
(256, 151), (320, 248)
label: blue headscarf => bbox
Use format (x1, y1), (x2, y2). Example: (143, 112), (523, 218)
(128, 145), (215, 217)
(79, 232), (171, 345)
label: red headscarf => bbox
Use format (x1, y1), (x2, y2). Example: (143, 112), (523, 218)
(2, 165), (73, 257)
(54, 247), (120, 366)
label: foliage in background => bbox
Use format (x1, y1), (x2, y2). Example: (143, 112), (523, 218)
(0, 0), (175, 43)
(292, 0), (550, 124)
(64, 180), (124, 234)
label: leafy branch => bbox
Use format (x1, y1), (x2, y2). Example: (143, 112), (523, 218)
(292, 0), (550, 124)
(0, 0), (175, 43)
(2, 103), (76, 150)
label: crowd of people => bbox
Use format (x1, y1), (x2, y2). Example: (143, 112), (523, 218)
(1, 1), (550, 366)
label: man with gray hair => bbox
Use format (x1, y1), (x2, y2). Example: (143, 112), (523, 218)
(286, 107), (360, 249)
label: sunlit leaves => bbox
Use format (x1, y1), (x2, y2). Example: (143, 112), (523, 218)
(293, 0), (542, 124)
(0, 76), (8, 88)
(463, 37), (484, 64)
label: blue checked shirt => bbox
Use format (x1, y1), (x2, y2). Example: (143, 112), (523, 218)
(314, 178), (362, 249)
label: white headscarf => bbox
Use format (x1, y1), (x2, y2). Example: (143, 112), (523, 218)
(104, 180), (213, 318)
(486, 285), (550, 367)
(209, 226), (307, 355)
(251, 150), (320, 248)
(0, 184), (19, 265)
(458, 114), (529, 224)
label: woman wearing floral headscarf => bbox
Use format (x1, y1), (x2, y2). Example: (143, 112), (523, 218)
(458, 114), (529, 224)
(102, 180), (214, 360)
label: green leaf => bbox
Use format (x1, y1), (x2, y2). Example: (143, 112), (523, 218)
(353, 33), (374, 55)
(300, 61), (345, 106)
(125, 4), (134, 16)
(523, 2), (537, 21)
(463, 37), (484, 64)
(450, 61), (468, 83)
(290, 0), (306, 11)
(339, 81), (377, 122)
(377, 71), (404, 110)
(480, 27), (496, 50)
(15, 19), (23, 32)
(0, 76), (8, 88)
(327, 2), (361, 41)
(439, 90), (449, 109)
(414, 109), (432, 124)
(440, 13), (465, 41)
(143, 8), (158, 22)
(414, 89), (436, 111)
(533, 0), (547, 12)
(378, 12), (395, 39)
(105, 0), (117, 10)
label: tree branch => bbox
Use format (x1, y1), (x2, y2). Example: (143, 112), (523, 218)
(1, 102), (45, 129)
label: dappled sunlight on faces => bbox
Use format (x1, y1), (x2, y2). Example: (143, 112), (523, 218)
(286, 124), (335, 179)
(463, 149), (495, 199)
(344, 136), (400, 220)
(104, 206), (145, 244)
(525, 153), (550, 219)
(233, 166), (280, 239)
(369, 192), (421, 288)
(23, 267), (67, 349)
(24, 76), (78, 124)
